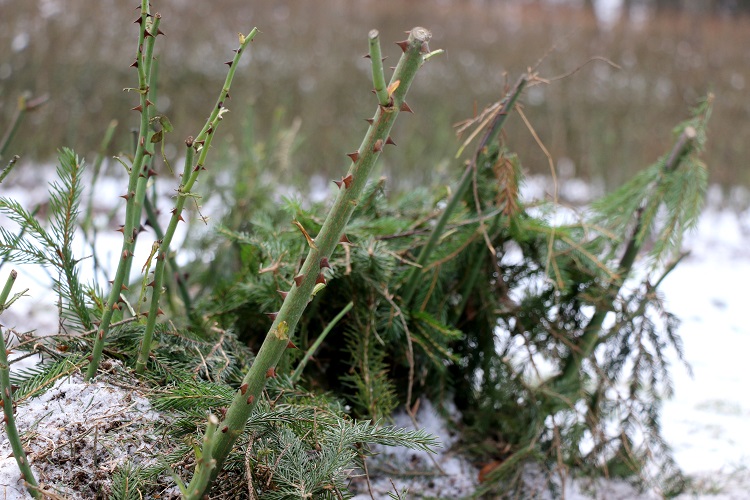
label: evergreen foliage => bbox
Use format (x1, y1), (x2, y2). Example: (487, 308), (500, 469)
(0, 148), (94, 332)
(0, 2), (714, 497)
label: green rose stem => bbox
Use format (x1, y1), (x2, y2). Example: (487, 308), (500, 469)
(184, 28), (437, 498)
(0, 270), (40, 498)
(135, 28), (259, 374)
(553, 125), (700, 394)
(368, 30), (389, 106)
(85, 0), (160, 381)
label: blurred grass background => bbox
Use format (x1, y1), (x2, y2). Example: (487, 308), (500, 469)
(1, 0), (748, 192)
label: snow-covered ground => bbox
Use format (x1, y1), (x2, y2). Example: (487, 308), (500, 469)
(1, 172), (749, 498)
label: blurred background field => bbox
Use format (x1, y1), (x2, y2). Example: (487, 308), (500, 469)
(1, 0), (748, 194)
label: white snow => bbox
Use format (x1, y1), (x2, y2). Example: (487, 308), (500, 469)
(0, 367), (160, 498)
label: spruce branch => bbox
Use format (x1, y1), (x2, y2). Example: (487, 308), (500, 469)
(0, 270), (41, 498)
(184, 27), (437, 497)
(553, 100), (711, 394)
(399, 74), (528, 309)
(135, 28), (259, 375)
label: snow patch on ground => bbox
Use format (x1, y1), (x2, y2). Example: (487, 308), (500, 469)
(0, 366), (160, 498)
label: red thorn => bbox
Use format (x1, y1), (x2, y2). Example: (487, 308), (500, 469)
(363, 53), (371, 59)
(224, 60), (233, 67)
(221, 426), (229, 433)
(157, 308), (165, 316)
(134, 17), (143, 25)
(400, 101), (414, 113)
(373, 139), (384, 152)
(122, 250), (132, 259)
(421, 41), (430, 54)
(287, 340), (298, 349)
(342, 174), (353, 188)
(266, 312), (278, 321)
(347, 151), (360, 163)
(144, 30), (153, 38)
(365, 118), (375, 125)
(246, 395), (255, 405)
(265, 367), (276, 378)
(320, 257), (331, 269)
(339, 234), (352, 244)
(157, 28), (165, 36)
(131, 104), (143, 112)
(315, 273), (327, 285)
(147, 280), (155, 287)
(333, 179), (343, 189)
(112, 303), (121, 311)
(147, 168), (158, 177)
(240, 383), (248, 395)
(119, 192), (131, 201)
(130, 58), (139, 68)
(121, 284), (129, 291)
(278, 290), (289, 300)
(98, 330), (105, 340)
(386, 136), (397, 146)
(293, 274), (305, 287)
(145, 99), (154, 107)
(396, 40), (409, 52)
(143, 150), (153, 157)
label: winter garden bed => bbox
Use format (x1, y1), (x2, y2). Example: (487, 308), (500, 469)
(2, 1), (743, 499)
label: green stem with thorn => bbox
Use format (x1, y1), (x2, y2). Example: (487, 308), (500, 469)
(183, 27), (437, 498)
(135, 29), (259, 374)
(85, 0), (160, 381)
(0, 270), (40, 498)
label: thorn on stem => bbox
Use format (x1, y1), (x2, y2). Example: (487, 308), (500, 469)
(246, 395), (255, 405)
(400, 101), (414, 113)
(320, 257), (331, 269)
(287, 340), (297, 349)
(373, 139), (383, 152)
(347, 151), (360, 163)
(396, 40), (409, 52)
(265, 367), (276, 378)
(240, 383), (248, 395)
(266, 312), (278, 321)
(386, 136), (397, 146)
(278, 290), (288, 300)
(293, 274), (305, 287)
